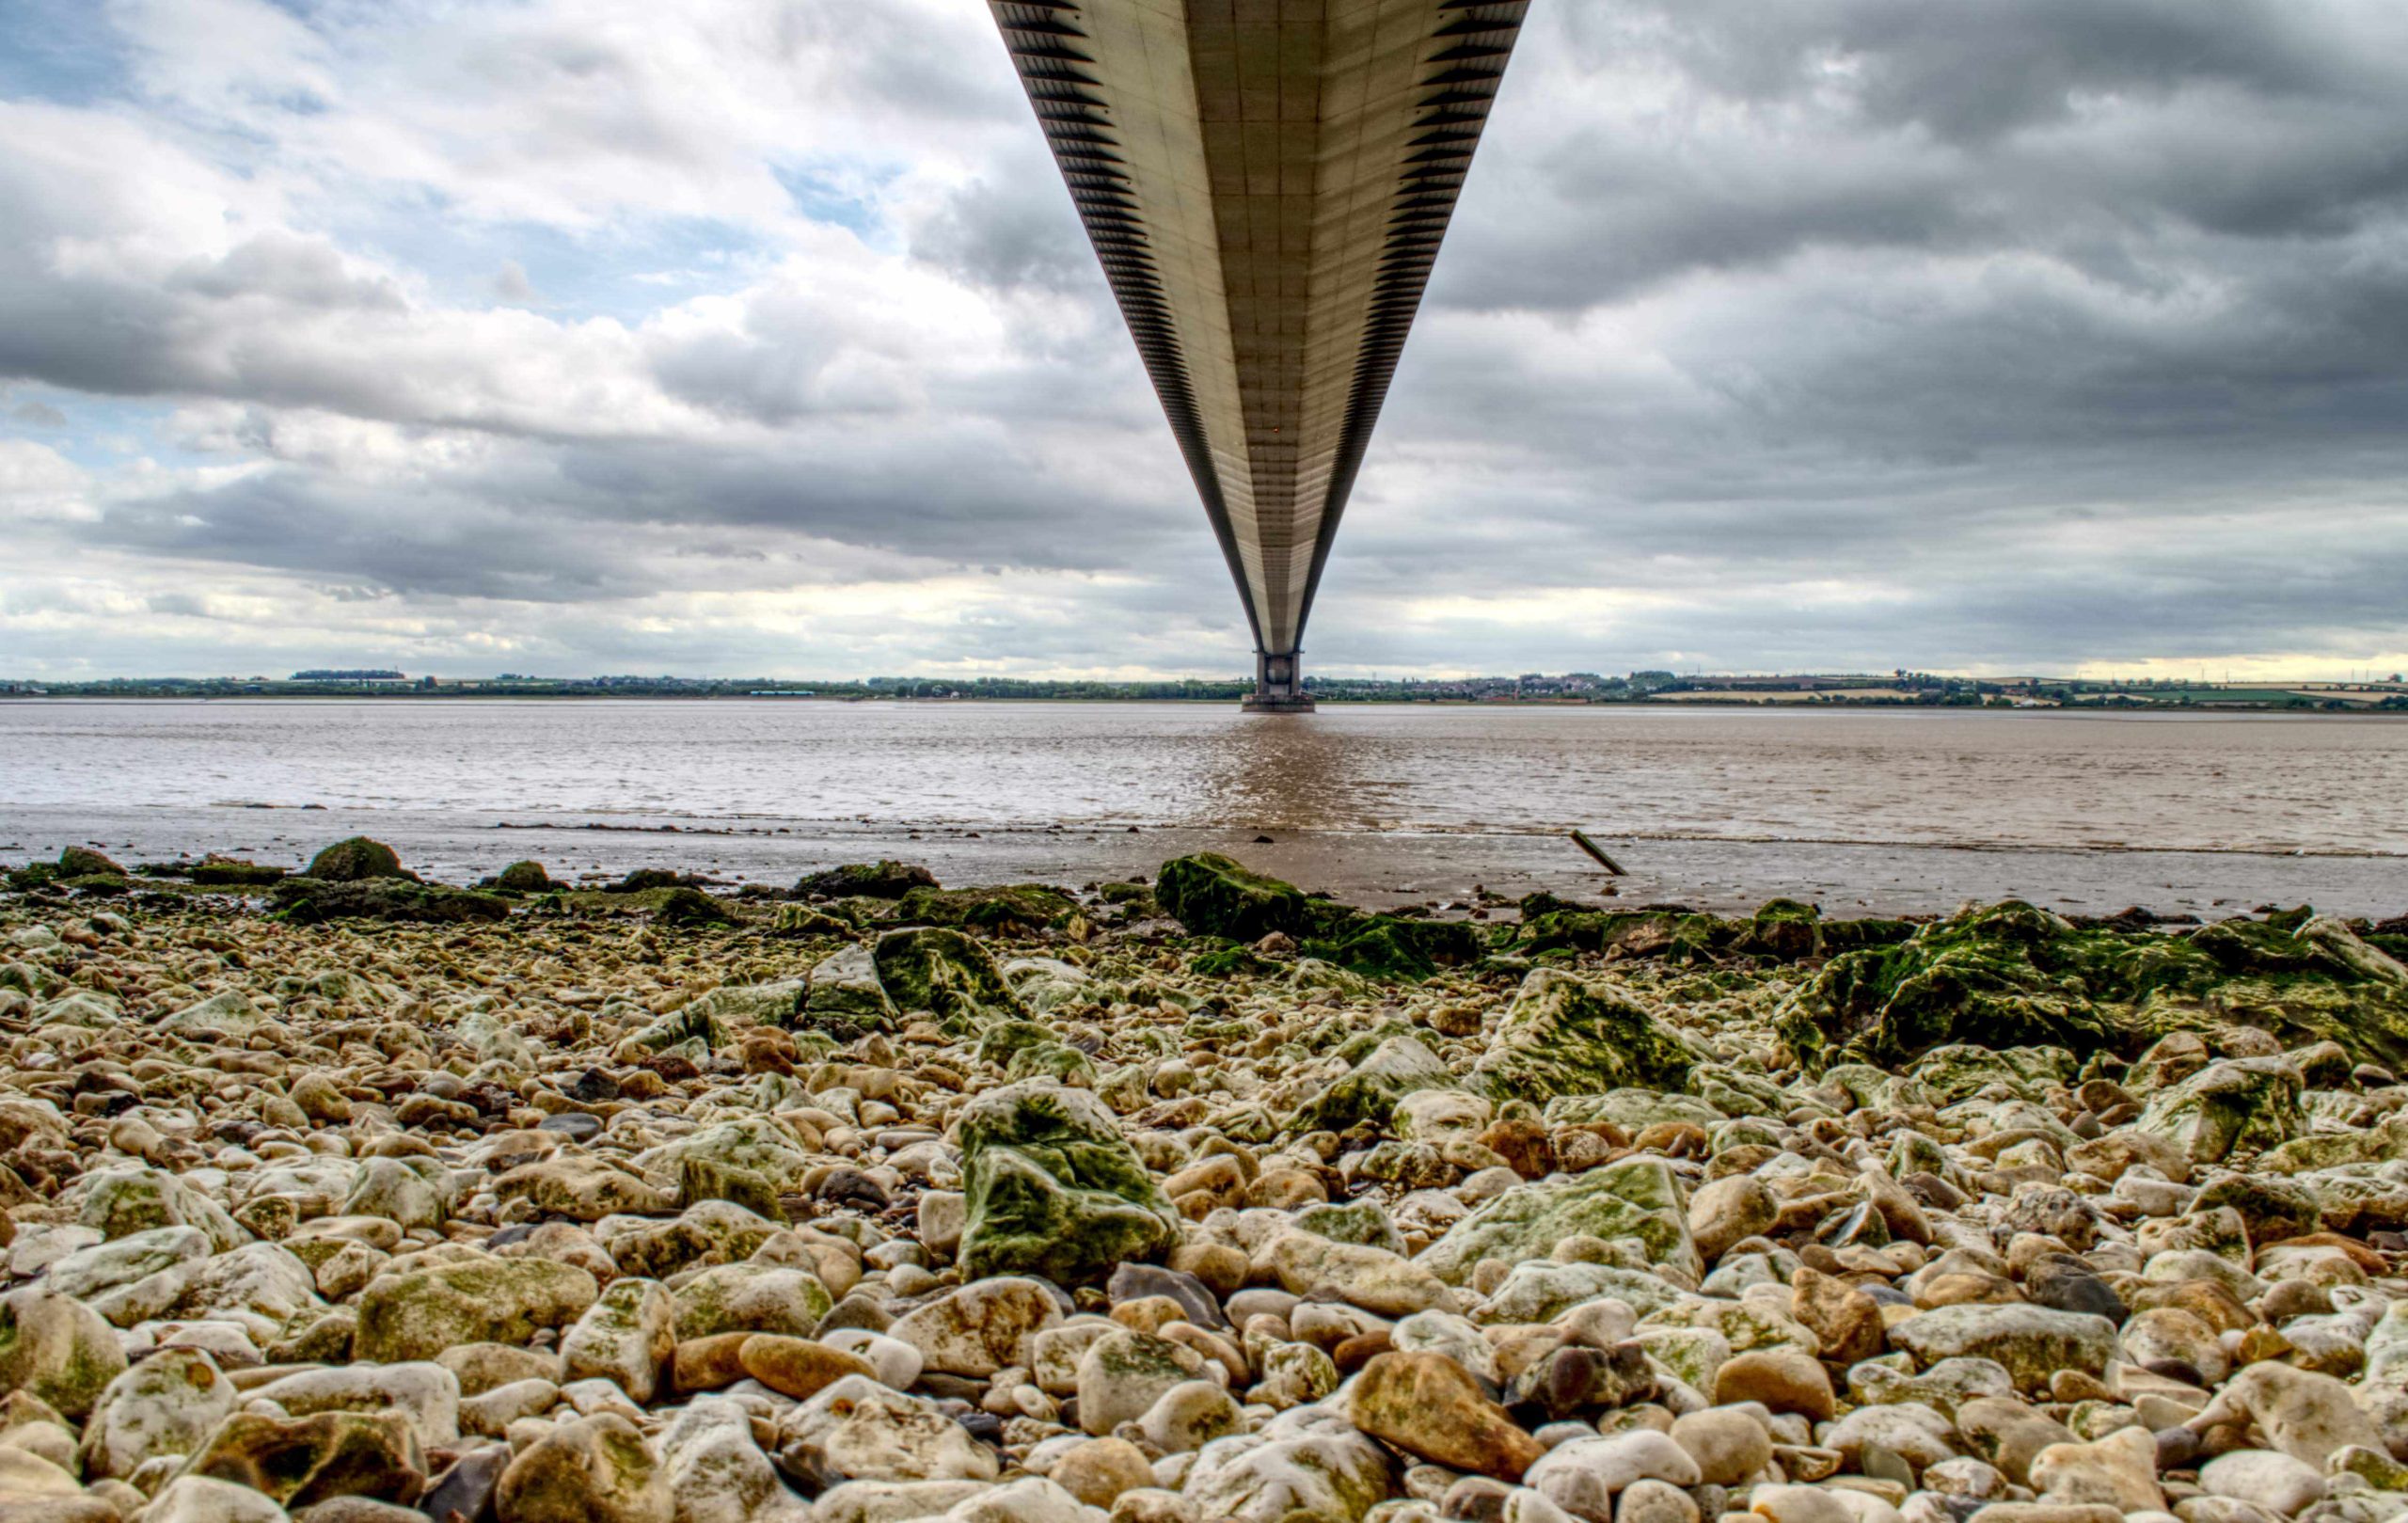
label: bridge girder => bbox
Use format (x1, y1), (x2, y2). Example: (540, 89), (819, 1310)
(989, 0), (1528, 705)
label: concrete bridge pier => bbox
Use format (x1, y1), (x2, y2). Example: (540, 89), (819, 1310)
(1243, 651), (1315, 713)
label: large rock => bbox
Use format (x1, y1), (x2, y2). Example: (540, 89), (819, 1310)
(1890, 1305), (2116, 1393)
(71, 1166), (246, 1250)
(78, 1346), (236, 1479)
(183, 1410), (426, 1509)
(1471, 970), (1697, 1102)
(561, 1278), (676, 1404)
(2134, 1056), (2306, 1165)
(670, 1263), (832, 1341)
(894, 884), (1081, 934)
(354, 1258), (599, 1363)
(0, 1286), (128, 1418)
(1181, 1404), (1393, 1523)
(778, 1376), (999, 1484)
(957, 1080), (1179, 1287)
(496, 1412), (671, 1523)
(1780, 900), (2408, 1071)
(1345, 1351), (1543, 1481)
(1291, 1034), (1458, 1136)
(305, 836), (416, 882)
(802, 944), (899, 1030)
(889, 1277), (1063, 1378)
(871, 928), (1024, 1033)
(1420, 1158), (1700, 1286)
(1154, 854), (1307, 941)
(794, 862), (937, 899)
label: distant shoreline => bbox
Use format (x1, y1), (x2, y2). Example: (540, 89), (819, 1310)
(4, 692), (2403, 716)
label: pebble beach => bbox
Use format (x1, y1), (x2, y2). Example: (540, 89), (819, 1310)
(2, 838), (2407, 1523)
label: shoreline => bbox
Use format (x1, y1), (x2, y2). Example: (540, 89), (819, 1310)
(7, 817), (2402, 920)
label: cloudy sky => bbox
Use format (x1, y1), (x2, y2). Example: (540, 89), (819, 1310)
(4, 0), (2407, 681)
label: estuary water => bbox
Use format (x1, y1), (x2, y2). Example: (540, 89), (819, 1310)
(3, 699), (2403, 916)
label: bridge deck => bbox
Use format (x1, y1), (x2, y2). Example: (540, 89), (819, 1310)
(989, 0), (1527, 694)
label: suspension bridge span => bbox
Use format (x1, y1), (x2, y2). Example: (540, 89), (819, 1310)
(987, 0), (1528, 709)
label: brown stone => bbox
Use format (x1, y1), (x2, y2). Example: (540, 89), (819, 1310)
(737, 1335), (875, 1401)
(1477, 1119), (1557, 1179)
(670, 1333), (754, 1394)
(1344, 1351), (1544, 1482)
(1713, 1348), (1835, 1420)
(1793, 1267), (1885, 1366)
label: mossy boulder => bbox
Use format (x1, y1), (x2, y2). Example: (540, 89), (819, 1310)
(354, 1258), (600, 1362)
(895, 883), (1081, 934)
(802, 944), (898, 1032)
(958, 1079), (1180, 1287)
(1155, 854), (1307, 941)
(1419, 1157), (1701, 1286)
(1470, 968), (1698, 1103)
(189, 855), (286, 887)
(794, 861), (937, 899)
(272, 880), (507, 926)
(55, 847), (125, 879)
(493, 860), (558, 893)
(305, 836), (416, 882)
(1307, 915), (1482, 983)
(1292, 1034), (1458, 1136)
(0, 1286), (129, 1418)
(2134, 1056), (2306, 1166)
(772, 904), (853, 937)
(1743, 899), (1821, 960)
(873, 928), (1023, 1033)
(1782, 900), (2408, 1072)
(652, 886), (736, 927)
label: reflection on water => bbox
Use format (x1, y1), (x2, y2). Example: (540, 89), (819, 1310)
(0, 699), (2403, 856)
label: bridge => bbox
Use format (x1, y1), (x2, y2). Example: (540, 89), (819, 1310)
(988, 0), (1527, 710)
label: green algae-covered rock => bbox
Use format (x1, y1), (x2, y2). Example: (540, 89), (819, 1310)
(636, 1115), (816, 1196)
(1471, 969), (1697, 1103)
(1889, 1304), (2116, 1393)
(1292, 1033), (1458, 1136)
(1744, 898), (1822, 960)
(1909, 1044), (2079, 1103)
(1542, 1089), (1724, 1132)
(1307, 915), (1482, 983)
(2134, 1056), (2306, 1166)
(894, 883), (1081, 934)
(803, 943), (898, 1030)
(72, 1166), (246, 1251)
(493, 860), (558, 893)
(273, 879), (507, 926)
(1782, 900), (2408, 1072)
(56, 847), (125, 879)
(305, 836), (415, 882)
(958, 1079), (1179, 1287)
(669, 1262), (831, 1340)
(873, 927), (1024, 1033)
(0, 1286), (128, 1419)
(794, 861), (938, 898)
(680, 978), (807, 1035)
(1419, 1157), (1701, 1286)
(1155, 853), (1307, 941)
(772, 904), (853, 937)
(354, 1258), (599, 1363)
(652, 886), (737, 927)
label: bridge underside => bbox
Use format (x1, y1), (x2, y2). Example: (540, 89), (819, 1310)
(990, 0), (1526, 709)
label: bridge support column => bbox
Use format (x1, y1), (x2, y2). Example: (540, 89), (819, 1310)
(1242, 650), (1315, 712)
